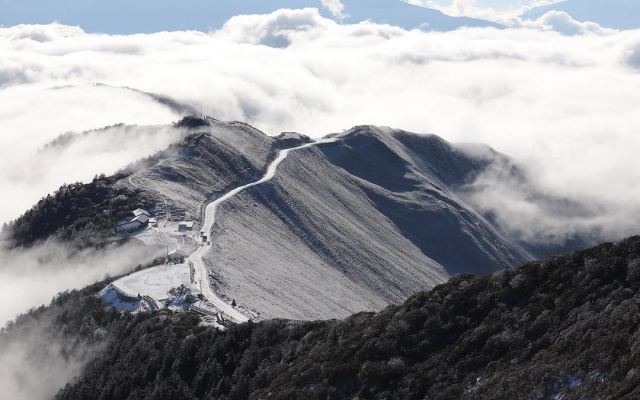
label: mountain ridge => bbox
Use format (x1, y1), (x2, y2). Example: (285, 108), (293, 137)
(4, 235), (639, 399)
(3, 118), (587, 322)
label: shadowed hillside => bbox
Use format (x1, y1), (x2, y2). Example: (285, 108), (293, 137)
(31, 236), (640, 400)
(207, 126), (531, 320)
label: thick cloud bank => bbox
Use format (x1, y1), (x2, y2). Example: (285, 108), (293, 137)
(0, 84), (185, 225)
(2, 8), (640, 249)
(0, 239), (162, 326)
(0, 315), (98, 400)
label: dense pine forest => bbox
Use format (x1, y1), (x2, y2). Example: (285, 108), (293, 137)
(3, 236), (640, 399)
(1, 176), (155, 249)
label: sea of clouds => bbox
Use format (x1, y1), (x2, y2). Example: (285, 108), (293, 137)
(2, 5), (640, 311)
(1, 7), (640, 398)
(0, 238), (163, 400)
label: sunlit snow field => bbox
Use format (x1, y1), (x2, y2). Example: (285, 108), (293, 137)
(113, 264), (193, 301)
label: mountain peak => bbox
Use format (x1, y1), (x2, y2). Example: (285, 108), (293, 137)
(175, 115), (210, 129)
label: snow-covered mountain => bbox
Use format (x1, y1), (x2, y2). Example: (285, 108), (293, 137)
(522, 0), (640, 30)
(0, 0), (500, 33)
(202, 125), (531, 320)
(9, 114), (600, 321)
(69, 118), (535, 321)
(5, 114), (617, 400)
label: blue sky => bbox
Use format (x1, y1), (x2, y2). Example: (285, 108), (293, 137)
(0, 0), (539, 33)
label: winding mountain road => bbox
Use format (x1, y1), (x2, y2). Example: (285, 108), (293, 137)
(190, 139), (336, 323)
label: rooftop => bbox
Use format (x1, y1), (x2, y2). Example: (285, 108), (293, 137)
(133, 208), (151, 218)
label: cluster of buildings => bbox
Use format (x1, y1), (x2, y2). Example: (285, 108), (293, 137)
(114, 208), (195, 264)
(116, 208), (196, 235)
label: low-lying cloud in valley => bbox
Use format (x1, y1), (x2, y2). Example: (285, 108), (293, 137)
(0, 238), (164, 400)
(2, 8), (640, 275)
(0, 239), (163, 326)
(0, 306), (102, 400)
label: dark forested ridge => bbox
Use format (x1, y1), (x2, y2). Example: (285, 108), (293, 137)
(36, 236), (640, 399)
(1, 176), (155, 248)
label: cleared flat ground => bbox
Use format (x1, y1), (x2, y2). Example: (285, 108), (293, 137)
(113, 264), (194, 301)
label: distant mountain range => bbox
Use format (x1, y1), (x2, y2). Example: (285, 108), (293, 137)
(0, 0), (500, 33)
(325, 0), (501, 31)
(522, 0), (640, 30)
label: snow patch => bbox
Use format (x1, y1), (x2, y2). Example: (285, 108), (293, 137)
(100, 287), (147, 312)
(165, 285), (197, 310)
(112, 263), (195, 302)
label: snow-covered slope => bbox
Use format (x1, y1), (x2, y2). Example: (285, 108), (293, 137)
(522, 0), (640, 30)
(13, 115), (579, 321)
(203, 126), (531, 320)
(31, 118), (569, 321)
(125, 118), (278, 224)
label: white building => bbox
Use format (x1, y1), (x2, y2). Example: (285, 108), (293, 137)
(133, 214), (150, 224)
(116, 209), (152, 233)
(116, 220), (143, 232)
(133, 208), (151, 218)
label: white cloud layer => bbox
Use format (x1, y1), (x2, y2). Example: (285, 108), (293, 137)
(0, 239), (163, 327)
(533, 10), (615, 35)
(0, 237), (163, 399)
(321, 0), (348, 20)
(0, 83), (184, 225)
(1, 8), (640, 251)
(1, 315), (98, 400)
